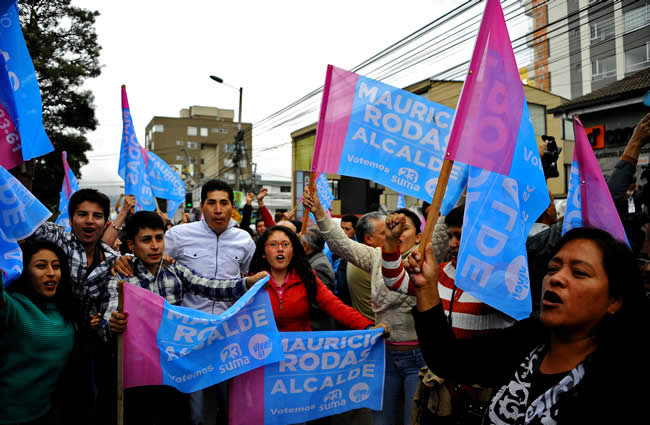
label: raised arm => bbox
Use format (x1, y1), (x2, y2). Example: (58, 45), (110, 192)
(103, 195), (134, 246)
(303, 189), (376, 273)
(408, 244), (537, 387)
(382, 213), (415, 295)
(608, 113), (650, 202)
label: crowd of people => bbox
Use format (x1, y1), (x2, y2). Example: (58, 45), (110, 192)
(2, 114), (650, 425)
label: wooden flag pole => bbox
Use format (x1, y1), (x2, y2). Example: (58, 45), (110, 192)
(300, 171), (317, 236)
(418, 159), (454, 261)
(117, 281), (125, 425)
(287, 200), (300, 220)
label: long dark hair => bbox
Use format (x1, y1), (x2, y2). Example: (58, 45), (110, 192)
(250, 225), (317, 304)
(550, 228), (647, 344)
(9, 240), (80, 324)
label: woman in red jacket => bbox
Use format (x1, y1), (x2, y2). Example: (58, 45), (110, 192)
(250, 225), (379, 332)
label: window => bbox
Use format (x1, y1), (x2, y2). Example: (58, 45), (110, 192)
(176, 140), (184, 146)
(200, 128), (208, 137)
(280, 186), (291, 193)
(150, 141), (155, 150)
(225, 172), (235, 181)
(224, 143), (236, 153)
(592, 56), (616, 80)
(563, 119), (575, 141)
(187, 141), (198, 149)
(624, 4), (650, 33)
(590, 20), (614, 42)
(187, 126), (197, 136)
(625, 43), (650, 73)
(189, 157), (196, 164)
(211, 128), (228, 135)
(528, 103), (546, 136)
(200, 158), (205, 165)
(175, 155), (184, 161)
(152, 124), (164, 133)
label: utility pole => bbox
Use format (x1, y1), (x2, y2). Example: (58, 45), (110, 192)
(209, 75), (245, 191)
(234, 86), (243, 191)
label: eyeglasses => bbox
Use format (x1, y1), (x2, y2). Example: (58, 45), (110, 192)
(637, 258), (650, 268)
(265, 241), (291, 249)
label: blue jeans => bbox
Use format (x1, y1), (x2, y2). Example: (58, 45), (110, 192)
(372, 347), (426, 425)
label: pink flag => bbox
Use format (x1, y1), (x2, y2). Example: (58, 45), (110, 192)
(563, 118), (627, 243)
(122, 283), (166, 389)
(445, 0), (524, 176)
(0, 101), (23, 170)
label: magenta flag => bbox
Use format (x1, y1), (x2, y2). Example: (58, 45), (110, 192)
(445, 0), (524, 176)
(562, 118), (627, 243)
(0, 101), (22, 170)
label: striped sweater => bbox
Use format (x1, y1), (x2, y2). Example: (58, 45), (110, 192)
(382, 249), (513, 339)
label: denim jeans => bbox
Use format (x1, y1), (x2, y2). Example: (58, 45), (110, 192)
(372, 347), (426, 425)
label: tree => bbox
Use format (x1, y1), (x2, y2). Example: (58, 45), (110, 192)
(15, 0), (101, 211)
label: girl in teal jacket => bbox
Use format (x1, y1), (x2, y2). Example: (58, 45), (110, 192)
(1, 240), (78, 424)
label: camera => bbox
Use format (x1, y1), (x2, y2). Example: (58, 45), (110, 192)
(541, 135), (562, 179)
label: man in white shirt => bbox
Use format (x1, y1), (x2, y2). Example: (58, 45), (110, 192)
(165, 179), (255, 425)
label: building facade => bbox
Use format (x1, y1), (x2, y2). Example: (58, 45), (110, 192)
(549, 68), (650, 181)
(145, 105), (253, 191)
(526, 0), (650, 99)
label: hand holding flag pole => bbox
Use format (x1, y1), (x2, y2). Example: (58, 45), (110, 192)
(418, 159), (454, 263)
(300, 172), (317, 236)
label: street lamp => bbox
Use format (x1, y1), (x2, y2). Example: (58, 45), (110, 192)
(209, 75), (242, 130)
(210, 75), (244, 190)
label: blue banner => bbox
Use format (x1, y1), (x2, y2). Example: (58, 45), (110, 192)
(0, 227), (21, 286)
(0, 2), (53, 161)
(338, 76), (468, 215)
(145, 150), (185, 215)
(0, 165), (51, 285)
(118, 87), (155, 212)
(263, 329), (385, 424)
(455, 103), (549, 320)
(156, 277), (283, 393)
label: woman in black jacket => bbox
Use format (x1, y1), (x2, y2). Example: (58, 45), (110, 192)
(408, 227), (648, 424)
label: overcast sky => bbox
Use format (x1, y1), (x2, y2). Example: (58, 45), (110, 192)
(73, 0), (528, 189)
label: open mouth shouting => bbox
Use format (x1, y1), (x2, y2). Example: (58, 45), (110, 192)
(542, 289), (563, 308)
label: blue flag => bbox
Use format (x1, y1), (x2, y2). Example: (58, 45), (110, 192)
(0, 2), (53, 161)
(230, 328), (386, 425)
(118, 86), (155, 212)
(455, 103), (549, 320)
(54, 152), (80, 232)
(0, 228), (21, 286)
(123, 276), (284, 393)
(0, 165), (51, 286)
(145, 150), (185, 215)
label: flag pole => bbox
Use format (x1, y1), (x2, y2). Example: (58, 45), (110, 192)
(117, 281), (125, 425)
(287, 199), (300, 219)
(300, 172), (316, 236)
(418, 158), (454, 260)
